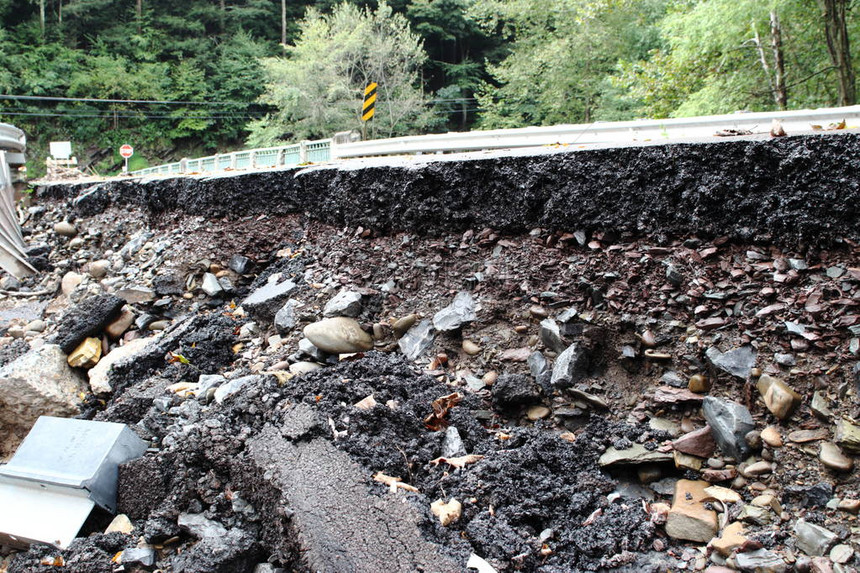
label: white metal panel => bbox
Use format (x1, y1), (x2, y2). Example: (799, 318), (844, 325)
(0, 481), (95, 549)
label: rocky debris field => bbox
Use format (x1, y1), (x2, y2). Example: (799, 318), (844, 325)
(0, 135), (859, 572)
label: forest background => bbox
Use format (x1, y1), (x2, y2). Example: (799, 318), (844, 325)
(0, 0), (856, 175)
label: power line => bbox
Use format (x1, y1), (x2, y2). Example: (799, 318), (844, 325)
(0, 111), (264, 119)
(0, 94), (263, 106)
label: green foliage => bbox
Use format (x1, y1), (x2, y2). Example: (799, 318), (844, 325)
(247, 1), (436, 144)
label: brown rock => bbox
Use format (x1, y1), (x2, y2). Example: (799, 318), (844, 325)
(789, 429), (829, 443)
(819, 442), (853, 472)
(761, 426), (783, 448)
(756, 374), (801, 420)
(701, 468), (738, 483)
(688, 374), (711, 393)
(673, 426), (717, 458)
(709, 521), (747, 557)
(665, 480), (718, 543)
(105, 307), (135, 339)
(499, 347), (531, 362)
(653, 386), (705, 404)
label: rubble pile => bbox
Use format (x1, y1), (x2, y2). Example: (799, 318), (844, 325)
(0, 136), (858, 572)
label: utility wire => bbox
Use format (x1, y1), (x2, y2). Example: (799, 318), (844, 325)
(0, 111), (264, 119)
(0, 94), (263, 106)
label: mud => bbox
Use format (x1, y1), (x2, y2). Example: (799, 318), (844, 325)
(39, 132), (860, 246)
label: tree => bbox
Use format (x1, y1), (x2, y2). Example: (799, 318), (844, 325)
(246, 1), (435, 145)
(471, 0), (667, 127)
(817, 0), (855, 105)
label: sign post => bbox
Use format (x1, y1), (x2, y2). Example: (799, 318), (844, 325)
(361, 82), (377, 140)
(119, 144), (133, 174)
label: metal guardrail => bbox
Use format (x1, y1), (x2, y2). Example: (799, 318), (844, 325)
(132, 139), (332, 177)
(0, 122), (26, 167)
(333, 105), (860, 158)
(131, 105), (860, 176)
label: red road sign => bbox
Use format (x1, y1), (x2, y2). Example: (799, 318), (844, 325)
(119, 144), (134, 158)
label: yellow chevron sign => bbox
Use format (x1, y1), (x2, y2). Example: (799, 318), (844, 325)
(362, 82), (377, 122)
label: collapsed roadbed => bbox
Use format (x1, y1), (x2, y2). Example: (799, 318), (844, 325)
(40, 131), (860, 245)
(0, 132), (858, 572)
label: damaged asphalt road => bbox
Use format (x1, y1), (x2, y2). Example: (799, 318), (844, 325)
(1, 132), (859, 572)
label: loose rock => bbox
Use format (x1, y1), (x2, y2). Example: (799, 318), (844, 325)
(303, 317), (373, 355)
(703, 396), (755, 460)
(706, 346), (757, 379)
(323, 290), (363, 318)
(397, 319), (435, 361)
(756, 374), (801, 420)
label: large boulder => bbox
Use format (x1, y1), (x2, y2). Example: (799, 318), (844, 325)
(0, 344), (86, 457)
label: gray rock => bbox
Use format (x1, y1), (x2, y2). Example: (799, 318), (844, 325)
(323, 290), (363, 318)
(706, 345), (757, 379)
(398, 319), (436, 361)
(665, 264), (682, 286)
(303, 317), (373, 355)
(703, 396), (755, 459)
(789, 259), (808, 270)
(217, 276), (235, 294)
(442, 427), (466, 458)
(174, 513), (257, 573)
(242, 279), (298, 322)
(598, 443), (673, 467)
(116, 285), (156, 304)
(274, 299), (301, 334)
(556, 307), (578, 324)
(551, 343), (590, 389)
(135, 313), (156, 331)
(122, 547), (156, 567)
(432, 291), (476, 332)
(826, 266), (845, 278)
(734, 549), (787, 573)
(774, 353), (796, 367)
(492, 374), (541, 409)
(52, 294), (125, 353)
(202, 273), (224, 297)
(119, 231), (153, 260)
(854, 362), (860, 389)
(196, 374), (226, 400)
(539, 319), (565, 354)
(0, 345), (86, 457)
(229, 254), (252, 275)
(298, 338), (330, 362)
(214, 375), (263, 404)
(528, 351), (551, 393)
(661, 371), (686, 388)
(794, 519), (837, 556)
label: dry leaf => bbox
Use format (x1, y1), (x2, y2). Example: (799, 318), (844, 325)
(429, 454), (484, 468)
(424, 392), (463, 430)
(373, 472), (419, 493)
(354, 394), (378, 410)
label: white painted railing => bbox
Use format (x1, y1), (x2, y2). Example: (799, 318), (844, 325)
(132, 139), (332, 176)
(132, 105), (860, 176)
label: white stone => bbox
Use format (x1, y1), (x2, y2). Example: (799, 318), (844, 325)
(0, 345), (86, 456)
(88, 337), (153, 394)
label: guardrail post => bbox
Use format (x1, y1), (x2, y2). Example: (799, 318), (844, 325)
(179, 158), (188, 174)
(277, 148), (285, 167)
(300, 141), (309, 163)
(250, 151), (256, 169)
(230, 154), (237, 170)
